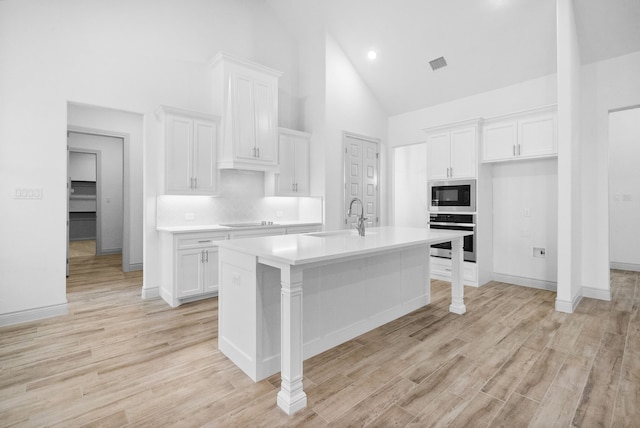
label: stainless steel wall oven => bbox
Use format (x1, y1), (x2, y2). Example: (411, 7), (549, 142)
(429, 213), (476, 262)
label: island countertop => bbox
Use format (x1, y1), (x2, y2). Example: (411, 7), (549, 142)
(214, 226), (471, 266)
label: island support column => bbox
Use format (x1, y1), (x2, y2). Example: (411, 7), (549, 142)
(449, 237), (467, 314)
(277, 265), (307, 415)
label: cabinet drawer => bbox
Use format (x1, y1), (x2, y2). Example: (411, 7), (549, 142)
(176, 233), (228, 250)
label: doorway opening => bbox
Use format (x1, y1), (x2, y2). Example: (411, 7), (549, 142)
(67, 130), (125, 277)
(608, 106), (640, 273)
(343, 132), (380, 230)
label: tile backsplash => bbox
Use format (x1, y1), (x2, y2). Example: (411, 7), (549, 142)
(156, 169), (323, 227)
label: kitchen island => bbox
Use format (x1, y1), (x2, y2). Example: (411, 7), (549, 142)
(215, 226), (471, 415)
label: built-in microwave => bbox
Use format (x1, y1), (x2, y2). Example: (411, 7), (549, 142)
(428, 179), (476, 212)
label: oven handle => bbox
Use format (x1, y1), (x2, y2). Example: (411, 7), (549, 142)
(428, 222), (476, 227)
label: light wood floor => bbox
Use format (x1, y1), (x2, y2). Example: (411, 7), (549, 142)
(1, 255), (638, 427)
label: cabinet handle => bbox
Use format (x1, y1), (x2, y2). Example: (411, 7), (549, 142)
(449, 167), (453, 177)
(257, 147), (260, 158)
(205, 250), (209, 262)
(190, 177), (193, 189)
(194, 177), (198, 188)
(200, 250), (204, 263)
(253, 147), (257, 157)
(513, 145), (516, 156)
(198, 240), (211, 243)
(517, 144), (521, 156)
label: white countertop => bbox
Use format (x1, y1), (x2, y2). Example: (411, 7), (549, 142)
(215, 226), (471, 266)
(157, 221), (322, 234)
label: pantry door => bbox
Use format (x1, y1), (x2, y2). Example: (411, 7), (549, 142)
(343, 132), (380, 230)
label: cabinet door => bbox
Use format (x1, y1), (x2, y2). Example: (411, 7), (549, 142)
(518, 114), (557, 158)
(277, 134), (296, 195)
(202, 247), (218, 294)
(293, 136), (310, 195)
(166, 116), (193, 193)
(482, 121), (517, 162)
(449, 127), (476, 178)
(427, 132), (451, 180)
(192, 120), (217, 194)
(176, 248), (204, 298)
(233, 74), (257, 160)
(253, 79), (277, 164)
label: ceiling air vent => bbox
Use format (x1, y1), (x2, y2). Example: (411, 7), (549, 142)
(429, 56), (448, 71)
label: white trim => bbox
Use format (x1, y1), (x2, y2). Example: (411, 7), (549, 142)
(129, 263), (143, 272)
(0, 303), (68, 327)
(555, 292), (582, 313)
(582, 287), (611, 301)
(610, 262), (640, 272)
(492, 273), (557, 291)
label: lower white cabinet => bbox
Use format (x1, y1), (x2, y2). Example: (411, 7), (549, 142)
(160, 231), (228, 307)
(430, 256), (478, 287)
(159, 225), (322, 307)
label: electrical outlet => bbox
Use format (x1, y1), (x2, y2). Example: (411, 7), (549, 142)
(184, 212), (195, 220)
(533, 247), (546, 258)
(276, 210), (283, 218)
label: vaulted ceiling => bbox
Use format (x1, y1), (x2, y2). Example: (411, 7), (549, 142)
(266, 0), (640, 116)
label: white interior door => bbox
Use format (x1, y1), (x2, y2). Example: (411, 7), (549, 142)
(343, 133), (380, 230)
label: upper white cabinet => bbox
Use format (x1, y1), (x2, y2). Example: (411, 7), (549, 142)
(211, 52), (281, 172)
(158, 106), (219, 196)
(482, 106), (557, 163)
(266, 128), (311, 196)
(424, 121), (478, 180)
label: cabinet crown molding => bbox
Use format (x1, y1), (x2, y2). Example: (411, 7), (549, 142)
(483, 104), (557, 123)
(209, 51), (283, 78)
(422, 118), (483, 134)
(155, 105), (220, 123)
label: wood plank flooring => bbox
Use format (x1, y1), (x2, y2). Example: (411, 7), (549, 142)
(1, 254), (638, 427)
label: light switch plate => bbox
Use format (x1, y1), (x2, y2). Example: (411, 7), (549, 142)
(14, 188), (43, 199)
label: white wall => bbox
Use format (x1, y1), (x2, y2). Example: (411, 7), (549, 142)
(0, 0), (299, 323)
(393, 143), (428, 228)
(580, 51), (640, 297)
(609, 107), (640, 268)
(324, 34), (388, 230)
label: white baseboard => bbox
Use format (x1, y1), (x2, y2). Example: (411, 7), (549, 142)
(582, 286), (611, 301)
(492, 273), (557, 291)
(141, 286), (160, 300)
(555, 292), (582, 313)
(128, 263), (143, 272)
(610, 262), (640, 272)
(0, 303), (68, 327)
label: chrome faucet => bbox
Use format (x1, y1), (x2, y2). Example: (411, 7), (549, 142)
(347, 197), (367, 237)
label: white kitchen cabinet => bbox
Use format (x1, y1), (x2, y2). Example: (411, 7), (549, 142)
(211, 52), (281, 172)
(482, 106), (557, 163)
(160, 231), (228, 307)
(266, 128), (311, 196)
(158, 106), (219, 195)
(425, 123), (478, 180)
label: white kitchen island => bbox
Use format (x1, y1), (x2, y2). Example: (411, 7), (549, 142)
(215, 226), (471, 415)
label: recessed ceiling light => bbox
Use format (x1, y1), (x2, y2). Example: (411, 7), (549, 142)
(367, 50), (377, 60)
